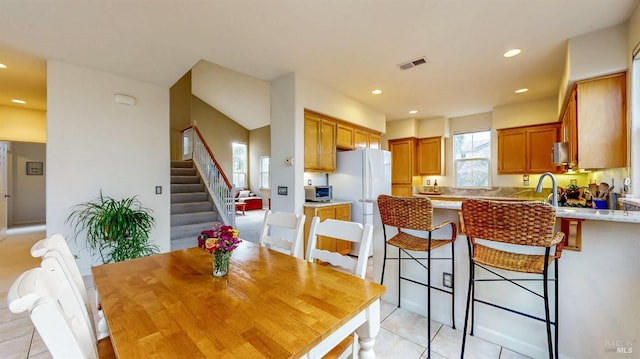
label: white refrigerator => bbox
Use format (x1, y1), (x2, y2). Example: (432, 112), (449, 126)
(329, 148), (391, 257)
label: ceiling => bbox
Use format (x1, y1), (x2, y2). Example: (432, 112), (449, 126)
(0, 0), (638, 130)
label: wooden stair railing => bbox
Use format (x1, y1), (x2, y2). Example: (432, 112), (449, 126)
(182, 126), (236, 226)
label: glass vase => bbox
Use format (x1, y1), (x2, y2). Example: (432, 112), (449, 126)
(212, 251), (231, 277)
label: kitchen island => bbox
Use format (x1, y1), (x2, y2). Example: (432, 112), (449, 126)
(372, 196), (640, 358)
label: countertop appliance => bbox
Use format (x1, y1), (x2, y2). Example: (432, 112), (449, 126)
(329, 148), (391, 256)
(304, 185), (332, 202)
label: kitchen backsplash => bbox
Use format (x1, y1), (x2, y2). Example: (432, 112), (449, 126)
(415, 186), (552, 200)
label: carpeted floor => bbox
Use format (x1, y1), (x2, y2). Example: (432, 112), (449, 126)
(234, 208), (266, 244)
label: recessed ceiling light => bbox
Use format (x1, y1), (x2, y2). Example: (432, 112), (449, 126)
(504, 49), (522, 58)
(372, 89), (382, 95)
(11, 99), (27, 104)
(515, 88), (528, 94)
(0, 63), (7, 69)
(409, 110), (418, 114)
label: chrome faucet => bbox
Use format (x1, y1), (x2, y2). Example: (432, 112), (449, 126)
(536, 172), (558, 207)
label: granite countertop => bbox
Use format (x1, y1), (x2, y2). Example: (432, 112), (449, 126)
(303, 200), (352, 208)
(427, 199), (640, 224)
(619, 196), (640, 207)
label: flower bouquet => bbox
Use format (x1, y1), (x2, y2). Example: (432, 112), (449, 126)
(198, 223), (241, 277)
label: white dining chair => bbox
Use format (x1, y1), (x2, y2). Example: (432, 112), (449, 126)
(31, 233), (109, 339)
(7, 262), (115, 359)
(306, 217), (374, 358)
(259, 210), (306, 258)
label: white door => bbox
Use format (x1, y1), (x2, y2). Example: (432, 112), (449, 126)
(0, 142), (8, 239)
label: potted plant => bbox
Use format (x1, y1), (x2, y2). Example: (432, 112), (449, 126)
(66, 191), (159, 263)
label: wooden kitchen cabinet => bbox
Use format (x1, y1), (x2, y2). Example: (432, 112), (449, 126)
(389, 137), (417, 196)
(417, 136), (445, 175)
(368, 133), (381, 149)
(354, 129), (381, 149)
(574, 72), (627, 169)
(324, 117), (381, 151)
(497, 123), (561, 174)
(560, 87), (578, 167)
(304, 110), (336, 172)
(303, 203), (352, 256)
(336, 123), (354, 150)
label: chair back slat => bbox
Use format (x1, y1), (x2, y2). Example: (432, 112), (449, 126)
(462, 199), (558, 247)
(377, 195), (433, 230)
(259, 210), (306, 258)
(8, 267), (99, 359)
(31, 234), (99, 336)
(306, 217), (373, 279)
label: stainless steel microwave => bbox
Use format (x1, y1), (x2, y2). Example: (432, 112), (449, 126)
(304, 186), (332, 202)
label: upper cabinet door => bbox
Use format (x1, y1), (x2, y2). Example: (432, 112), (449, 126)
(304, 111), (336, 172)
(304, 115), (321, 170)
(576, 72), (627, 169)
(417, 137), (444, 175)
(527, 124), (560, 173)
(497, 123), (561, 174)
(336, 124), (355, 150)
(497, 128), (527, 174)
(389, 137), (417, 183)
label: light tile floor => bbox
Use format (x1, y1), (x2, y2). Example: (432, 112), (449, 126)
(1, 225), (531, 359)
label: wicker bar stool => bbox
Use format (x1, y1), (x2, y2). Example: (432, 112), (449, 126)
(377, 194), (457, 358)
(460, 199), (564, 359)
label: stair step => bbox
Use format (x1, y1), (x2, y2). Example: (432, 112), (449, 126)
(171, 160), (194, 168)
(171, 211), (218, 227)
(171, 176), (200, 184)
(171, 183), (205, 193)
(171, 222), (220, 242)
(171, 201), (213, 214)
(171, 167), (197, 176)
(171, 192), (209, 203)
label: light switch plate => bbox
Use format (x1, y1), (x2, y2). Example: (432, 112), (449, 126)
(277, 186), (288, 195)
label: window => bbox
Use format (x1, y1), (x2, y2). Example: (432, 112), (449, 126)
(453, 130), (491, 187)
(259, 156), (270, 189)
(232, 143), (247, 188)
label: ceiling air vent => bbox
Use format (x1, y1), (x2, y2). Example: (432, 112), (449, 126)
(397, 56), (429, 71)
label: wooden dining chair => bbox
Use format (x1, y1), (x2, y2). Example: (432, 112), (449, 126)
(461, 199), (564, 359)
(259, 210), (306, 258)
(7, 263), (115, 359)
(306, 217), (374, 358)
(31, 233), (109, 339)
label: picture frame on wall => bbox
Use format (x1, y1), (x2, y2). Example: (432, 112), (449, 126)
(26, 161), (43, 176)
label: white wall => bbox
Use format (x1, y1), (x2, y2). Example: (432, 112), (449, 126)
(417, 116), (449, 138)
(10, 142), (45, 225)
(46, 61), (171, 275)
(191, 60), (271, 131)
(569, 22), (628, 82)
(297, 77), (386, 134)
(270, 73), (300, 213)
(383, 118), (419, 149)
(492, 96), (558, 129)
(558, 22), (629, 108)
(0, 106), (47, 143)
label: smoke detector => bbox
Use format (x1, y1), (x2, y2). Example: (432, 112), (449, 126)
(397, 56), (430, 71)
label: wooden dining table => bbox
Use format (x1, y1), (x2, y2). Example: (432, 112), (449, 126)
(92, 241), (386, 358)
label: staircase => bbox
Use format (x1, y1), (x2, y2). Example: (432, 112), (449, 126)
(170, 160), (219, 250)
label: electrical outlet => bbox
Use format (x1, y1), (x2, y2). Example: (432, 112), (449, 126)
(426, 179), (431, 185)
(442, 272), (453, 288)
